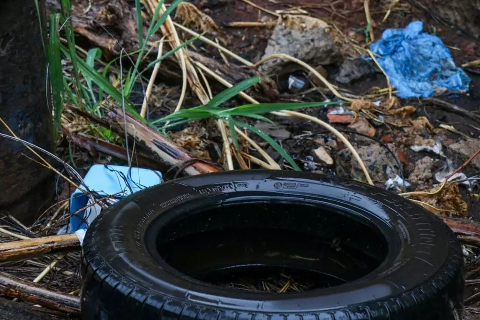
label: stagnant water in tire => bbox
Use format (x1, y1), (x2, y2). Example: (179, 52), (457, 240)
(155, 201), (389, 293)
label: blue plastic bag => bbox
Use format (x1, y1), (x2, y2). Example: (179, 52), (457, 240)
(369, 21), (470, 98)
(69, 164), (162, 232)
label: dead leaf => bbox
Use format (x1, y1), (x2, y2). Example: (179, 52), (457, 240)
(384, 115), (412, 127)
(410, 116), (434, 131)
(312, 146), (333, 166)
(175, 2), (220, 34)
(350, 99), (376, 112)
(169, 126), (211, 160)
(388, 106), (416, 118)
(348, 119), (376, 137)
(397, 150), (408, 165)
(418, 183), (468, 216)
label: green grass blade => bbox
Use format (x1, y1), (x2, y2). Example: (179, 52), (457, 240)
(47, 13), (64, 136)
(205, 76), (261, 109)
(135, 0), (144, 48)
(62, 46), (144, 121)
(60, 0), (84, 109)
(33, 0), (46, 54)
(86, 48), (102, 68)
(234, 120), (301, 171)
(63, 77), (78, 105)
(227, 116), (240, 151)
(221, 101), (340, 117)
(158, 119), (194, 129)
(238, 114), (275, 124)
(152, 109), (214, 124)
(150, 0), (183, 36)
(85, 48), (102, 104)
(145, 0), (165, 40)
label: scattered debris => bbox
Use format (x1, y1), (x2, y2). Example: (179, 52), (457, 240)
(370, 21), (471, 98)
(288, 74), (309, 92)
(385, 175), (411, 191)
(327, 107), (355, 124)
(411, 138), (444, 157)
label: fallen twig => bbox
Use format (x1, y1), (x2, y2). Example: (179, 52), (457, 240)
(0, 272), (80, 314)
(67, 105), (219, 177)
(0, 234), (79, 263)
(226, 21), (276, 28)
(62, 127), (163, 170)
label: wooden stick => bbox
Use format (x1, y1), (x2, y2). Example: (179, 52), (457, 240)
(0, 234), (80, 263)
(34, 254), (67, 284)
(0, 272), (80, 314)
(67, 105), (220, 177)
(225, 21), (276, 28)
(443, 217), (480, 237)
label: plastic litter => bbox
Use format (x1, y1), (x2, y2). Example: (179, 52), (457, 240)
(369, 21), (471, 98)
(288, 74), (308, 92)
(385, 175), (411, 191)
(69, 164), (162, 232)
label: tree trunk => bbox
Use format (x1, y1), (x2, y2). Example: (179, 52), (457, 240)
(0, 0), (54, 224)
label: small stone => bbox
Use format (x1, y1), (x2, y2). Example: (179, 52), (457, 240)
(333, 58), (375, 84)
(408, 156), (434, 184)
(260, 25), (341, 75)
(313, 146), (334, 166)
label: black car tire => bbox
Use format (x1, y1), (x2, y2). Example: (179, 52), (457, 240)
(81, 170), (464, 320)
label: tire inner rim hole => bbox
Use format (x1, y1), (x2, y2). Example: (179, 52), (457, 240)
(153, 200), (389, 293)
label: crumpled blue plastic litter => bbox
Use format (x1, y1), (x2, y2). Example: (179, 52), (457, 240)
(369, 21), (471, 98)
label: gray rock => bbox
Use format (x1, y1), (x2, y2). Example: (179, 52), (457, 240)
(448, 138), (480, 170)
(334, 58), (375, 84)
(260, 26), (341, 75)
